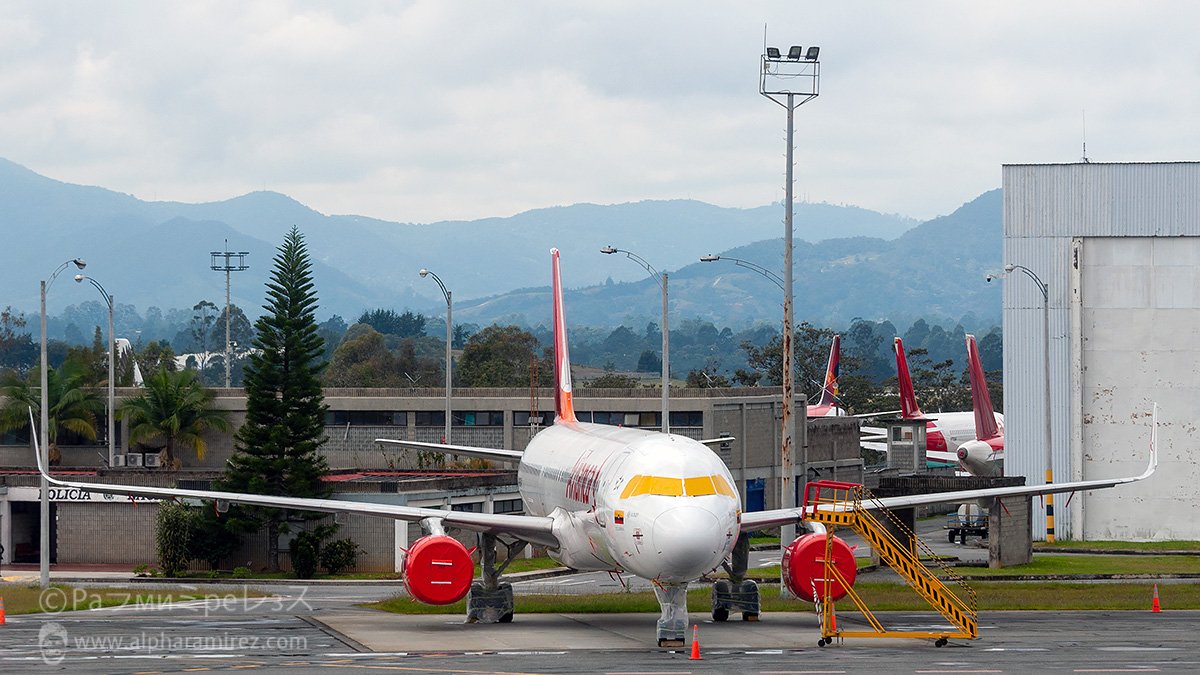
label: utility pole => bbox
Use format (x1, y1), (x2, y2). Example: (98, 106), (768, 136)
(210, 241), (249, 388)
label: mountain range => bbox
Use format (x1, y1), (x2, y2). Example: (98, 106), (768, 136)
(0, 158), (1001, 332)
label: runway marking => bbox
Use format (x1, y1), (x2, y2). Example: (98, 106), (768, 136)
(760, 671), (846, 674)
(746, 650), (784, 655)
(1073, 670), (1160, 673)
(915, 671), (1002, 673)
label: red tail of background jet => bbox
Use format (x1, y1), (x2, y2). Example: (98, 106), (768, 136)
(551, 248), (577, 423)
(965, 334), (1000, 441)
(817, 335), (840, 407)
(893, 337), (924, 418)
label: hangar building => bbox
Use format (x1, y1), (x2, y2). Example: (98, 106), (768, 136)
(1002, 162), (1199, 540)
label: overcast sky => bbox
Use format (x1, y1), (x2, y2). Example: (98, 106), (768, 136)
(3, 2), (1198, 224)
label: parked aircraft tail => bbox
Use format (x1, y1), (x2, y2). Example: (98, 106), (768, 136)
(965, 334), (1000, 440)
(551, 248), (577, 423)
(817, 335), (841, 407)
(893, 337), (924, 418)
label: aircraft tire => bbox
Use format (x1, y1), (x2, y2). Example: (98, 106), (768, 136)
(712, 607), (729, 622)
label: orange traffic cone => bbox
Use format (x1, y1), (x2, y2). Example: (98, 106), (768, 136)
(689, 624), (702, 660)
(0, 596), (6, 625)
(1152, 584), (1161, 613)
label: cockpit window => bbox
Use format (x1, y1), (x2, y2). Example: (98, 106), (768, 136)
(621, 474), (737, 498)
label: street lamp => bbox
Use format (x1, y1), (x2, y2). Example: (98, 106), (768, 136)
(761, 42), (820, 562)
(989, 263), (1054, 542)
(74, 274), (115, 470)
(601, 246), (669, 433)
(419, 268), (452, 445)
(40, 257), (86, 588)
(699, 254), (786, 291)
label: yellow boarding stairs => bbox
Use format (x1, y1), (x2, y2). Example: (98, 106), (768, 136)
(801, 479), (977, 647)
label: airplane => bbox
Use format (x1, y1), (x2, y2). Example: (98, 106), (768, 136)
(30, 249), (1158, 647)
(955, 334), (1004, 477)
(894, 336), (1005, 466)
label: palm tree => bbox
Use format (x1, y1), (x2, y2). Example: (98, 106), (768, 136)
(120, 368), (231, 469)
(0, 359), (104, 465)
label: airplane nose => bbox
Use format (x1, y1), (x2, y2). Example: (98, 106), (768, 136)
(653, 506), (722, 576)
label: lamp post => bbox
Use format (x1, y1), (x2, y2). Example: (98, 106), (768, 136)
(74, 274), (115, 469)
(699, 254), (785, 291)
(420, 268), (453, 445)
(994, 263), (1054, 542)
(40, 257), (86, 588)
(760, 43), (820, 562)
(601, 246), (669, 433)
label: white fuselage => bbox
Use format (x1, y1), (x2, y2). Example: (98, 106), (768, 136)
(517, 421), (741, 583)
(923, 411), (1004, 455)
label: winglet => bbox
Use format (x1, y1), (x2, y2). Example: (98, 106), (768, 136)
(893, 337), (923, 418)
(817, 335), (841, 407)
(1141, 402), (1160, 480)
(551, 248), (577, 423)
(965, 334), (1000, 440)
(29, 407), (54, 483)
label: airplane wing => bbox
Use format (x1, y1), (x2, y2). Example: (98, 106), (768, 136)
(29, 419), (556, 548)
(926, 450), (961, 464)
(852, 410), (900, 419)
(375, 438), (524, 465)
(741, 427), (1158, 532)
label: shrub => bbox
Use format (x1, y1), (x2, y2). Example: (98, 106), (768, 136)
(155, 502), (196, 577)
(320, 538), (361, 575)
(290, 530), (322, 579)
(232, 566), (251, 579)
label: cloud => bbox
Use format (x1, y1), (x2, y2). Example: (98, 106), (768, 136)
(2, 1), (1199, 223)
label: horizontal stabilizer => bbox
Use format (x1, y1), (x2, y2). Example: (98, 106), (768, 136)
(375, 438), (523, 464)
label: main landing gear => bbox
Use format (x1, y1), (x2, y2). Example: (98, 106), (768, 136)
(466, 533), (524, 624)
(712, 535), (760, 622)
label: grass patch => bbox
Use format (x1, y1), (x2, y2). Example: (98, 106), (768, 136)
(749, 534), (781, 545)
(366, 581), (1200, 615)
(949, 555), (1200, 577)
(482, 557), (564, 575)
(1038, 540), (1200, 551)
(0, 584), (268, 615)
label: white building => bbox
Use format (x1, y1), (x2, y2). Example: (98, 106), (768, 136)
(1003, 161), (1200, 540)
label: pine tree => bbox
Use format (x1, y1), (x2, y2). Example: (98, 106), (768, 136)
(217, 227), (331, 571)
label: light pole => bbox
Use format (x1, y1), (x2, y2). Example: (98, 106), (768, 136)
(761, 43), (820, 559)
(40, 257), (86, 588)
(210, 242), (250, 388)
(74, 274), (115, 470)
(699, 254), (785, 291)
(601, 246), (669, 433)
(420, 268), (453, 445)
(992, 263), (1054, 542)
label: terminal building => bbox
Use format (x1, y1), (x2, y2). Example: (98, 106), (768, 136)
(1002, 161), (1200, 540)
(0, 386), (864, 571)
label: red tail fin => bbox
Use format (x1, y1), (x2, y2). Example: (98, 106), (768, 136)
(551, 248), (577, 423)
(894, 337), (924, 418)
(817, 335), (841, 407)
(965, 334), (1000, 440)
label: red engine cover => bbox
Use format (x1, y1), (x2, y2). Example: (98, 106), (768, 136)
(781, 532), (857, 603)
(403, 534), (474, 605)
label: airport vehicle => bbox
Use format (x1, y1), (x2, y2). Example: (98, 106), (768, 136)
(30, 250), (1157, 647)
(894, 336), (1005, 461)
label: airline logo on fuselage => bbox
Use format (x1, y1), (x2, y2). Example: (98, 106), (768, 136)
(565, 459), (600, 505)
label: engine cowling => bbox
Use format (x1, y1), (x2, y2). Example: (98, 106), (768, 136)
(781, 532), (857, 603)
(402, 534), (475, 605)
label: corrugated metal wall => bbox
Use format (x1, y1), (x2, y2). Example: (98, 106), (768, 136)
(1002, 162), (1200, 540)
